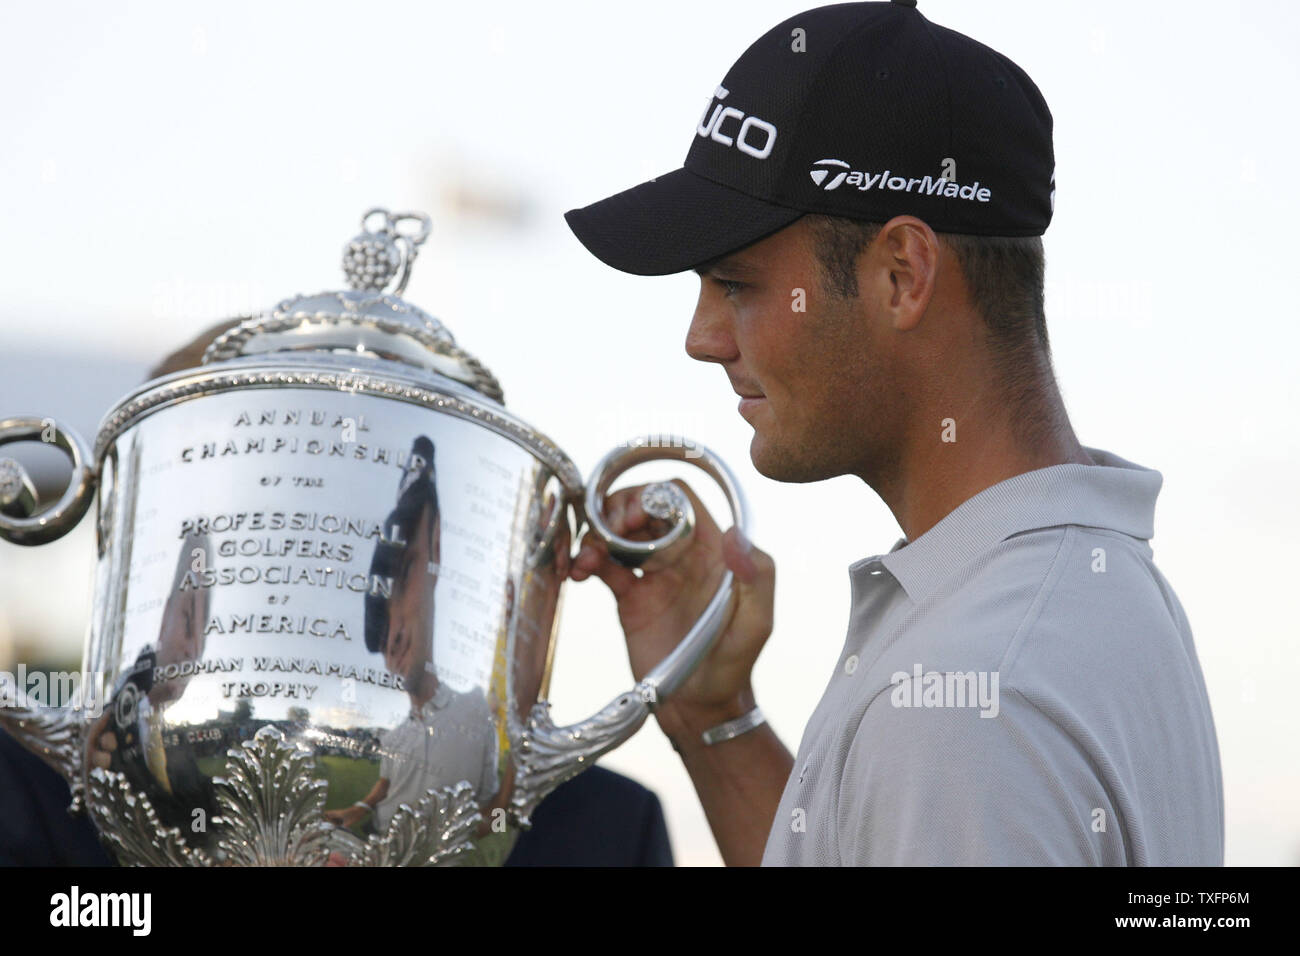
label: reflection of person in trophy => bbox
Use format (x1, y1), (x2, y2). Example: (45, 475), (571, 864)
(325, 436), (498, 833)
(88, 531), (217, 831)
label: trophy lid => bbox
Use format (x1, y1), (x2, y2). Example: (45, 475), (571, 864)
(203, 208), (504, 404)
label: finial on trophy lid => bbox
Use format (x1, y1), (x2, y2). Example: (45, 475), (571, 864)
(343, 208), (430, 295)
(203, 207), (504, 404)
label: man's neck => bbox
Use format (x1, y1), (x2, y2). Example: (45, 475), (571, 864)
(871, 383), (1093, 544)
(409, 670), (441, 712)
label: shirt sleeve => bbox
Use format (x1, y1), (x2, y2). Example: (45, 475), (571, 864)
(836, 684), (1126, 865)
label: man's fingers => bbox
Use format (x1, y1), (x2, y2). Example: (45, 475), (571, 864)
(569, 532), (639, 597)
(571, 532), (612, 576)
(601, 486), (655, 539)
(597, 480), (722, 541)
(721, 526), (775, 649)
(666, 478), (723, 537)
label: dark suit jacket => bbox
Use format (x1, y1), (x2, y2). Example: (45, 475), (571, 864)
(0, 732), (672, 867)
(505, 766), (673, 867)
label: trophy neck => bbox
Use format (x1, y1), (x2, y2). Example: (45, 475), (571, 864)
(201, 291), (504, 405)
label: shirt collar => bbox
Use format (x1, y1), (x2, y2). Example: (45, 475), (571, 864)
(414, 679), (453, 718)
(856, 447), (1162, 605)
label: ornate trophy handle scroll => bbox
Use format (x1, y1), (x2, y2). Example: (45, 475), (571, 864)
(0, 686), (84, 791)
(0, 417), (96, 545)
(524, 475), (572, 570)
(0, 456), (37, 517)
(510, 436), (748, 826)
(0, 414), (94, 779)
(585, 438), (750, 699)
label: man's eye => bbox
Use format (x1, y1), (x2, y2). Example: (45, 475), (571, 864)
(713, 277), (746, 297)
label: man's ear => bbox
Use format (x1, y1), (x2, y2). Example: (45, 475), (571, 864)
(870, 216), (940, 332)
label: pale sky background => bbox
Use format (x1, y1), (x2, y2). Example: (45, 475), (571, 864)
(0, 0), (1296, 866)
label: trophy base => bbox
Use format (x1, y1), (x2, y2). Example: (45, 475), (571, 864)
(87, 725), (484, 867)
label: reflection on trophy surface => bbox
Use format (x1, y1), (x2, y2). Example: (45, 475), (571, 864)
(89, 532), (215, 833)
(324, 436), (499, 837)
(0, 207), (747, 866)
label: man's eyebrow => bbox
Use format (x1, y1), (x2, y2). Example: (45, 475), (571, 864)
(692, 254), (759, 277)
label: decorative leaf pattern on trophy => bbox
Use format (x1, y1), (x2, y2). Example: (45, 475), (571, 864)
(86, 768), (212, 867)
(346, 781), (481, 868)
(0, 691), (84, 794)
(211, 726), (334, 867)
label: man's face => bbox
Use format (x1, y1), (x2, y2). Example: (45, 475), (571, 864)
(384, 505), (435, 688)
(686, 217), (900, 483)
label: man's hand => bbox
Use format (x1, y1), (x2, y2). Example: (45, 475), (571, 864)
(570, 478), (790, 865)
(88, 711), (116, 770)
(569, 479), (775, 743)
(324, 805), (369, 828)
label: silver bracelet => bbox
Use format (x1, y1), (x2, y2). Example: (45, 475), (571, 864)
(701, 706), (766, 746)
(352, 801), (372, 813)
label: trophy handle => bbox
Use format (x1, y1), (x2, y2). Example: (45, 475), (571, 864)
(0, 418), (98, 799)
(0, 687), (85, 790)
(0, 417), (96, 545)
(510, 437), (748, 826)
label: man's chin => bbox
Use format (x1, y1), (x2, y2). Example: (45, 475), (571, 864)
(750, 433), (820, 483)
(749, 431), (851, 484)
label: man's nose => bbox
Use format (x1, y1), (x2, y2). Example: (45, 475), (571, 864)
(685, 291), (738, 365)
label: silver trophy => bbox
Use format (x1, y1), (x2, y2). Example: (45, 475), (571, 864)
(0, 208), (746, 866)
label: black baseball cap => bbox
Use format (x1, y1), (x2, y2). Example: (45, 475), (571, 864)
(565, 1), (1055, 276)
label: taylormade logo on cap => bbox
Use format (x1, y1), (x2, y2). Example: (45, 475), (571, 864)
(810, 158), (992, 203)
(809, 158), (850, 190)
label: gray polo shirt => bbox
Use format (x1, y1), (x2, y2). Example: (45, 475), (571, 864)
(376, 683), (499, 831)
(761, 447), (1224, 866)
